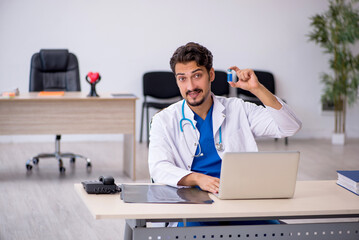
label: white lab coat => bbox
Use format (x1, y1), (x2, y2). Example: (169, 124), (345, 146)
(148, 93), (302, 188)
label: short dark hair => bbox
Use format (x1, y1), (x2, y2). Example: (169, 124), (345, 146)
(170, 42), (213, 74)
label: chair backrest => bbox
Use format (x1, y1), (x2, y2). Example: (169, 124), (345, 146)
(237, 70), (275, 98)
(29, 49), (81, 92)
(143, 71), (181, 99)
(212, 71), (229, 96)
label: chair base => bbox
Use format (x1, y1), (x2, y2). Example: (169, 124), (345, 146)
(25, 135), (91, 173)
(26, 152), (92, 173)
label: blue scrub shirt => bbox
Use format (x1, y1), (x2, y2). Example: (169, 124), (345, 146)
(191, 104), (222, 178)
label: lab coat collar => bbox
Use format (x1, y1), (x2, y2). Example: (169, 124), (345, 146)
(212, 93), (226, 134)
(181, 100), (198, 160)
(182, 99), (196, 124)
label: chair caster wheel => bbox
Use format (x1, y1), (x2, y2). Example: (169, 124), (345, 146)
(26, 159), (33, 170)
(59, 166), (66, 173)
(70, 158), (76, 163)
(26, 164), (33, 170)
(86, 162), (92, 172)
(33, 158), (39, 165)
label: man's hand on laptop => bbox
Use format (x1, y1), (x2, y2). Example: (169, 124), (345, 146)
(178, 172), (220, 194)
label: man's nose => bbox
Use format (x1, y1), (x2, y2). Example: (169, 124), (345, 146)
(187, 79), (195, 91)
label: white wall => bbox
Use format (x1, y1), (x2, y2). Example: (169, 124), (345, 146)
(1, 0), (358, 142)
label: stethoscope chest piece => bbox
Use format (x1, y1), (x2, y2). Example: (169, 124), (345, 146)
(215, 143), (224, 152)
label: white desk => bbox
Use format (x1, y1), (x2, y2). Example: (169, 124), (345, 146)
(75, 180), (359, 240)
(0, 92), (138, 180)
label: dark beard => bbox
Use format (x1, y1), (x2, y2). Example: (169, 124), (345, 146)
(185, 76), (212, 107)
(187, 96), (206, 107)
(186, 88), (210, 107)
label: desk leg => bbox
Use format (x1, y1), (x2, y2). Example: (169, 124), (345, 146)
(124, 133), (136, 181)
(124, 221), (133, 240)
(124, 219), (146, 240)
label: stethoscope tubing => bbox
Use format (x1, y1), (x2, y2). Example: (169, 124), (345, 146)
(179, 100), (224, 157)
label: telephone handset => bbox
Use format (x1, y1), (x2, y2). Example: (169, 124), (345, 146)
(82, 176), (120, 194)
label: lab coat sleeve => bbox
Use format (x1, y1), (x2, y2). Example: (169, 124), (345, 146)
(245, 96), (302, 138)
(148, 113), (193, 188)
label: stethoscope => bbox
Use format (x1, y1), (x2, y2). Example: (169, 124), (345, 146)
(179, 100), (224, 158)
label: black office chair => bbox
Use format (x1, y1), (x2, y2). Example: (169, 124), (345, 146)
(236, 70), (288, 145)
(26, 49), (91, 173)
(139, 71), (181, 144)
(211, 71), (229, 97)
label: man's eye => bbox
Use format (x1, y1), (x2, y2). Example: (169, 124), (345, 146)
(194, 73), (201, 78)
(178, 77), (185, 82)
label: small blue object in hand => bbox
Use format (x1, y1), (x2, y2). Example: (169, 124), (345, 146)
(227, 69), (232, 82)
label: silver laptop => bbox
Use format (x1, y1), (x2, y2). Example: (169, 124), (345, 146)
(216, 151), (300, 200)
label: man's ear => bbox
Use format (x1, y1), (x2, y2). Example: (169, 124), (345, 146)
(209, 68), (215, 82)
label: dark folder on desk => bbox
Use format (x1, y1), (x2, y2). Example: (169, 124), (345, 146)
(120, 184), (213, 204)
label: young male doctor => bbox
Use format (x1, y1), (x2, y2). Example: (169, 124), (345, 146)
(148, 42), (302, 195)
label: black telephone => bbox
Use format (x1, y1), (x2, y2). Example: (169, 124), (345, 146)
(82, 176), (120, 194)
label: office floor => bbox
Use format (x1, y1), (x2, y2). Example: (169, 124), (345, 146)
(0, 138), (358, 240)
